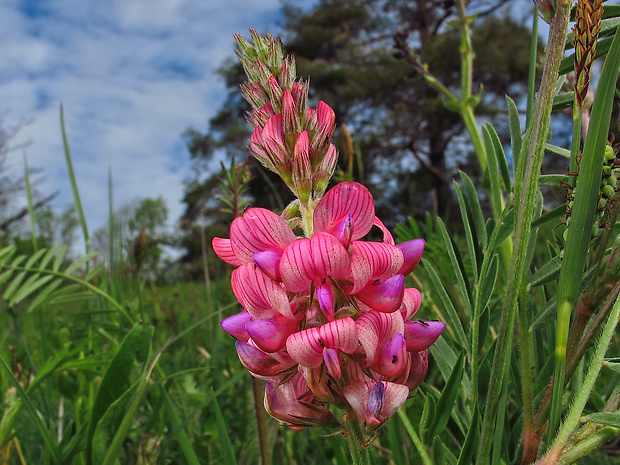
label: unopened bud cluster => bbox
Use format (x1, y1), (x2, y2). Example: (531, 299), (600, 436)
(235, 30), (338, 204)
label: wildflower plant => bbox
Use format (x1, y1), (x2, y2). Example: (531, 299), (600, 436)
(212, 30), (444, 462)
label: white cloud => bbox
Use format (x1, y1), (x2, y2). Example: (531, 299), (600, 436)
(0, 0), (305, 248)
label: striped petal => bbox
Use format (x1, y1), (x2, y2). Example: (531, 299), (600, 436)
(349, 241), (404, 294)
(286, 317), (358, 367)
(231, 263), (294, 320)
(399, 288), (423, 321)
(212, 237), (243, 266)
(236, 341), (296, 377)
(313, 182), (375, 240)
(230, 208), (296, 263)
(371, 333), (408, 379)
(356, 311), (405, 364)
(280, 238), (314, 292)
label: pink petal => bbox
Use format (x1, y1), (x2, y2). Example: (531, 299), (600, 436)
(371, 333), (408, 379)
(313, 182), (375, 240)
(264, 374), (336, 427)
(253, 248), (284, 281)
(230, 208), (295, 263)
(220, 311), (251, 341)
(231, 263), (294, 320)
(342, 378), (409, 427)
(262, 114), (286, 163)
(310, 232), (351, 280)
(330, 215), (354, 249)
(318, 317), (358, 354)
(349, 241), (404, 294)
(286, 326), (324, 368)
(399, 288), (423, 320)
(286, 317), (358, 367)
(397, 239), (425, 276)
(280, 238), (315, 292)
(212, 237), (243, 266)
(316, 101), (336, 139)
(355, 274), (405, 313)
(323, 348), (342, 379)
(406, 350), (428, 391)
(246, 315), (299, 353)
(404, 320), (445, 351)
(356, 311), (405, 364)
(373, 217), (395, 245)
(315, 279), (335, 321)
(236, 341), (295, 377)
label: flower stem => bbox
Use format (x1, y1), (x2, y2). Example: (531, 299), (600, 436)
(476, 3), (573, 463)
(251, 378), (271, 465)
(344, 420), (371, 465)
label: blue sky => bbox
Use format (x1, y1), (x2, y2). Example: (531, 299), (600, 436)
(0, 0), (304, 242)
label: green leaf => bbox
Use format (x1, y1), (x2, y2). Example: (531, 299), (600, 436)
(585, 413), (620, 428)
(212, 388), (238, 465)
(485, 123), (511, 195)
(53, 244), (68, 271)
(551, 92), (574, 111)
(86, 323), (153, 464)
(544, 143), (571, 158)
(482, 126), (503, 218)
(423, 260), (468, 350)
(539, 174), (570, 186)
(437, 218), (473, 315)
(429, 352), (465, 439)
(506, 96), (522, 174)
(419, 392), (436, 444)
(478, 255), (498, 317)
(455, 182), (479, 281)
(459, 172), (487, 249)
(0, 355), (62, 464)
(457, 404), (479, 465)
(530, 256), (561, 287)
(494, 208), (515, 248)
(11, 274), (54, 306)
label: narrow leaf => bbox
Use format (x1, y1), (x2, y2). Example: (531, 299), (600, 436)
(429, 352), (465, 439)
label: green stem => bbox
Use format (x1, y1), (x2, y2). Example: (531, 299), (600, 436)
(518, 288), (537, 463)
(345, 419), (371, 465)
(476, 4), (572, 463)
(251, 378), (271, 465)
(544, 293), (620, 462)
(559, 426), (620, 464)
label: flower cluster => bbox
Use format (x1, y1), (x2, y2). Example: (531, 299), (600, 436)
(212, 31), (444, 431)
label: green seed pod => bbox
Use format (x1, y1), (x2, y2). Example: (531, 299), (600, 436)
(603, 184), (615, 198)
(607, 175), (617, 188)
(604, 144), (615, 161)
(603, 165), (612, 176)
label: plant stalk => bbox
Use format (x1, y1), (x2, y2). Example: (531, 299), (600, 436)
(476, 3), (572, 462)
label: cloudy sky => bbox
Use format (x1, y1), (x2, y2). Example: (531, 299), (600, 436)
(0, 0), (307, 243)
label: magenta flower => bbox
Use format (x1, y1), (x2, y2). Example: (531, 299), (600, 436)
(213, 31), (445, 438)
(214, 180), (444, 431)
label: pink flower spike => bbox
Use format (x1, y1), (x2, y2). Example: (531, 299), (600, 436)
(235, 341), (295, 377)
(293, 131), (312, 202)
(323, 348), (342, 379)
(314, 182), (375, 240)
(355, 274), (405, 313)
(212, 238), (243, 266)
(220, 311), (251, 341)
(373, 333), (408, 379)
(315, 279), (335, 321)
(253, 248), (284, 281)
(404, 320), (445, 352)
(246, 315), (299, 353)
(397, 239), (425, 276)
